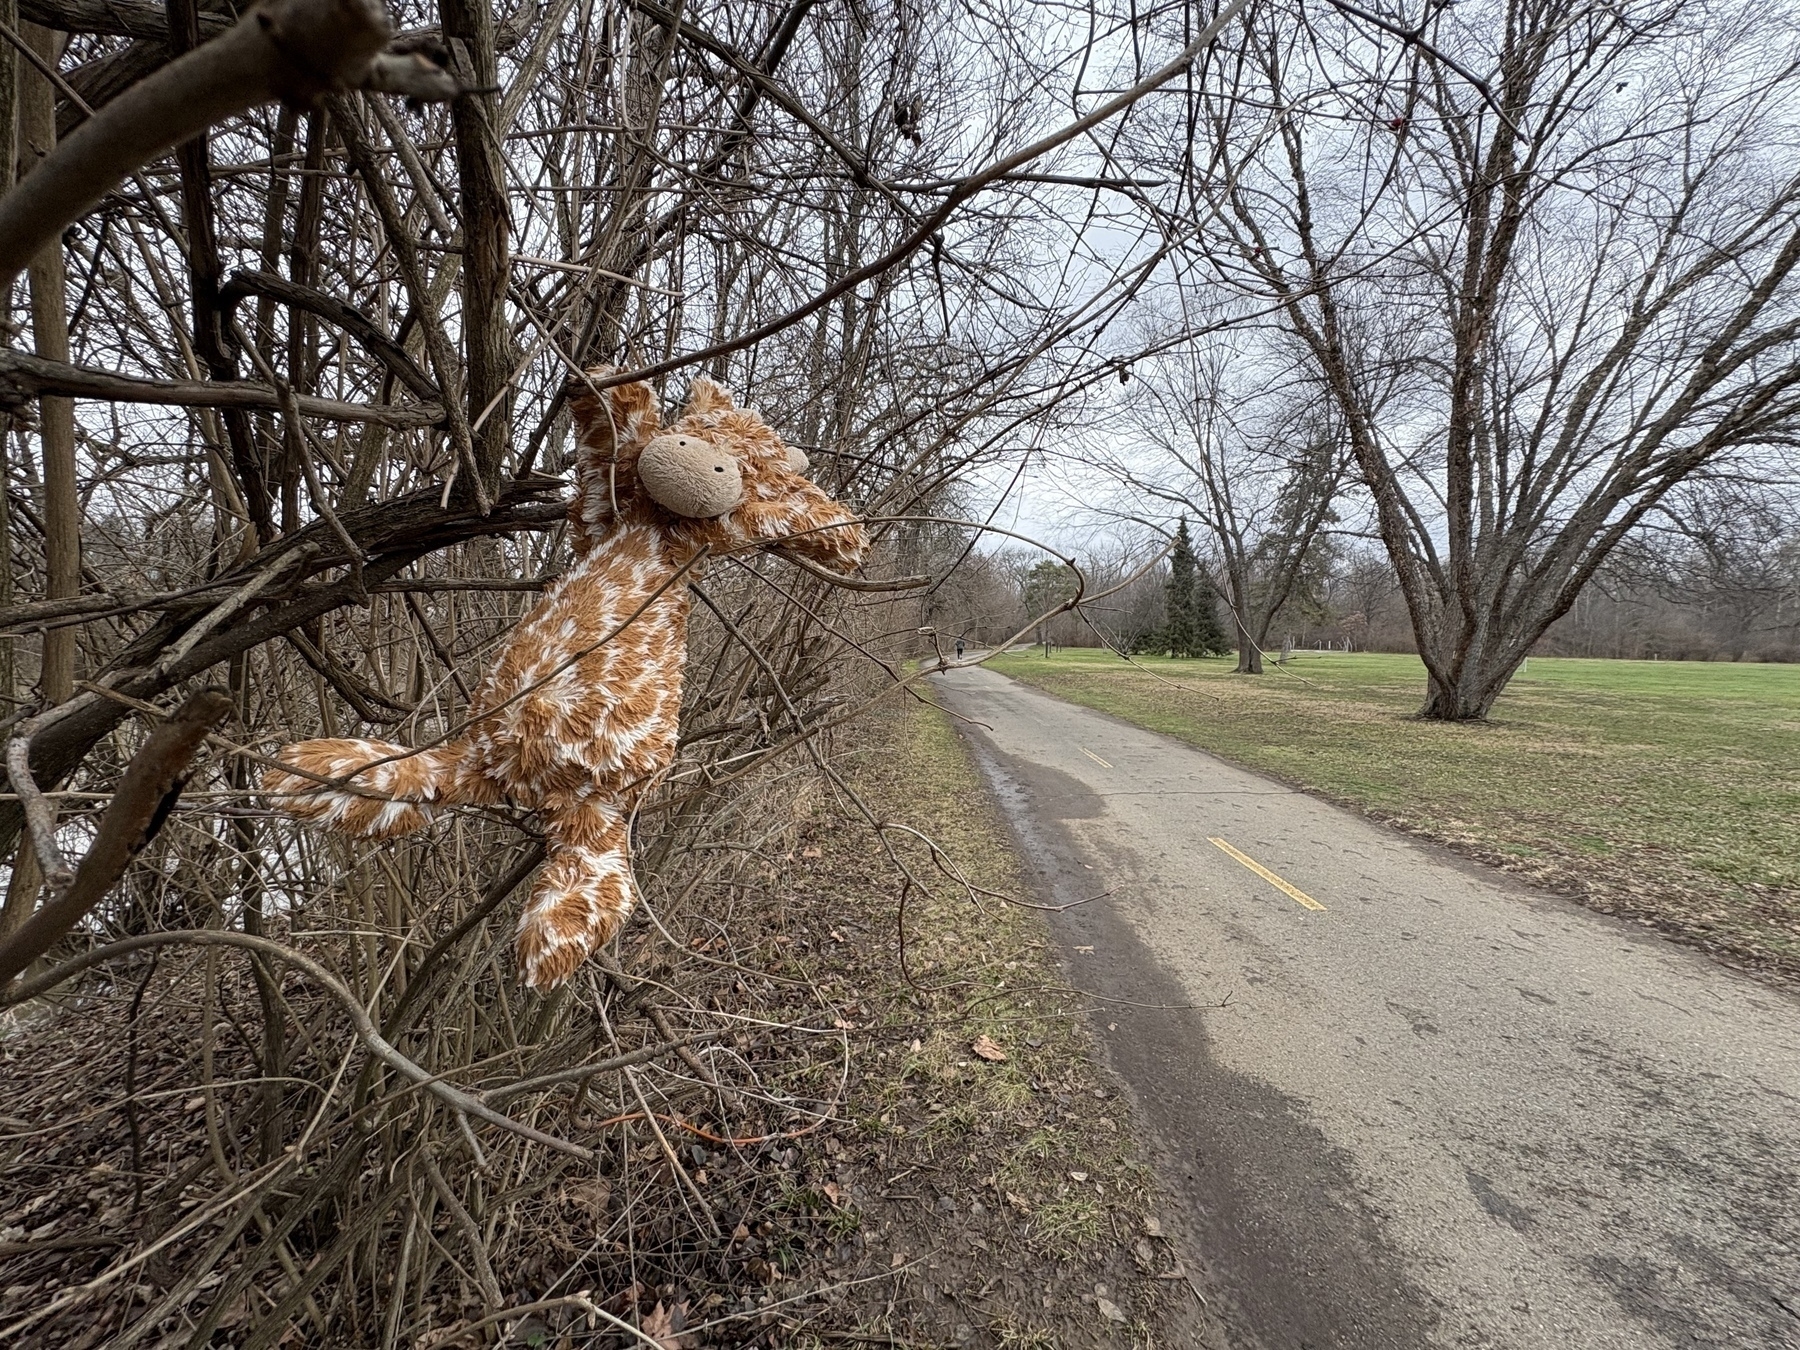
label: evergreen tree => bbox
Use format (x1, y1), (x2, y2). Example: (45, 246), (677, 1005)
(1021, 558), (1077, 652)
(1163, 519), (1230, 657)
(1165, 520), (1199, 656)
(1193, 574), (1230, 655)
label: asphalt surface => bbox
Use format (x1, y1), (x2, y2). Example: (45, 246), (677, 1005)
(930, 662), (1800, 1350)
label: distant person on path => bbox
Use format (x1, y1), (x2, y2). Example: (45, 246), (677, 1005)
(955, 637), (966, 661)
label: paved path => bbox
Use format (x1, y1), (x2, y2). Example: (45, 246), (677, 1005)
(931, 664), (1800, 1350)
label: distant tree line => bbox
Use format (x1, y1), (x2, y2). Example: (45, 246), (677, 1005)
(917, 488), (1800, 666)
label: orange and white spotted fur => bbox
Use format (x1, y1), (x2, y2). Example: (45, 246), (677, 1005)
(264, 373), (867, 988)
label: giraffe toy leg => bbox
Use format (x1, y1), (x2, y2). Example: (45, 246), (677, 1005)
(263, 737), (494, 840)
(514, 802), (638, 990)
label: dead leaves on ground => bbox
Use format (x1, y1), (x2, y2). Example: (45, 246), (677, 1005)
(970, 1034), (1007, 1062)
(640, 1299), (692, 1348)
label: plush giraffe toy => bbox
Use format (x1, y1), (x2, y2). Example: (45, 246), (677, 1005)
(264, 371), (868, 988)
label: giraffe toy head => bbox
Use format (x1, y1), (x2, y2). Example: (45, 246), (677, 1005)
(565, 370), (867, 572)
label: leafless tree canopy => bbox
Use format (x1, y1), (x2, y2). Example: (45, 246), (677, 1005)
(1040, 0), (1800, 711)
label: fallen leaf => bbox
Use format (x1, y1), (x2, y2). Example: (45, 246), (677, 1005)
(1097, 1297), (1127, 1324)
(1069, 1171), (1089, 1183)
(562, 1178), (612, 1218)
(640, 1300), (691, 1349)
(822, 1182), (842, 1205)
(610, 1282), (646, 1313)
(802, 846), (821, 858)
(1005, 1191), (1032, 1213)
(1144, 1216), (1164, 1237)
(971, 1035), (1007, 1063)
(890, 1252), (907, 1268)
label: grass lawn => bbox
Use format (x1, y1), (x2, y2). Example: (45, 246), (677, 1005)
(986, 648), (1800, 982)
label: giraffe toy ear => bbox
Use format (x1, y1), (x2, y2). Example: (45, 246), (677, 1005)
(681, 379), (736, 418)
(639, 433), (744, 518)
(564, 368), (663, 554)
(566, 368), (661, 451)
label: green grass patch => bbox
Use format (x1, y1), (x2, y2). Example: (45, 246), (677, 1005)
(987, 649), (1800, 978)
(1030, 1194), (1105, 1256)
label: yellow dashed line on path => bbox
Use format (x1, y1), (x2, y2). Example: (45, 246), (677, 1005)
(1208, 837), (1328, 912)
(1080, 747), (1113, 769)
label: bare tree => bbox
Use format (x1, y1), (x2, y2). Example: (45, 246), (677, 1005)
(1094, 341), (1348, 671)
(1160, 0), (1800, 716)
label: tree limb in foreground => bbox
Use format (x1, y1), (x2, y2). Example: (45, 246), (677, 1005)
(0, 348), (444, 425)
(19, 0), (228, 42)
(0, 480), (567, 863)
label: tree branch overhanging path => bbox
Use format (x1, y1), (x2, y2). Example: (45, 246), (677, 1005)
(0, 0), (463, 284)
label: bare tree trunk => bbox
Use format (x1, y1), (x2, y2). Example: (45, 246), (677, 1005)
(1221, 562), (1263, 674)
(440, 0), (511, 497)
(579, 8), (672, 361)
(0, 0), (16, 945)
(20, 22), (76, 706)
(1234, 620), (1263, 674)
(1419, 645), (1527, 721)
(0, 0), (14, 715)
(3, 21), (74, 937)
